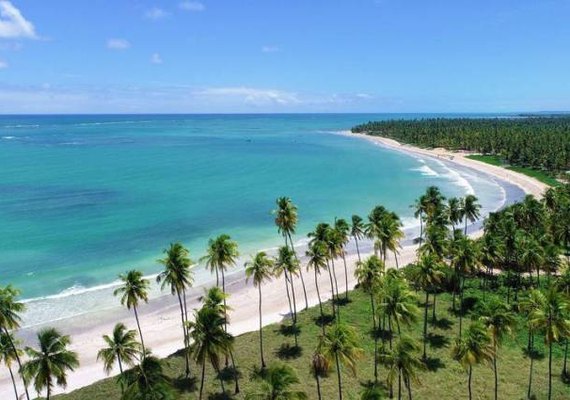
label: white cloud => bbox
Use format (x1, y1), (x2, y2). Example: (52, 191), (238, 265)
(261, 45), (280, 53)
(107, 38), (130, 50)
(0, 1), (37, 39)
(144, 7), (169, 20)
(194, 86), (300, 106)
(179, 1), (205, 12)
(150, 53), (163, 64)
(0, 60), (8, 69)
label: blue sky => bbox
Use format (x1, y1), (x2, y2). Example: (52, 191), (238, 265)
(0, 0), (569, 113)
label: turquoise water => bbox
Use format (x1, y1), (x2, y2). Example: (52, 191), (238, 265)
(0, 114), (509, 324)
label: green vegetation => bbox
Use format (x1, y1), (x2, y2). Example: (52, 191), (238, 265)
(1, 186), (570, 400)
(352, 116), (570, 175)
(466, 154), (562, 187)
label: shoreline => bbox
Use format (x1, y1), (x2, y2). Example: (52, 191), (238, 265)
(0, 133), (545, 397)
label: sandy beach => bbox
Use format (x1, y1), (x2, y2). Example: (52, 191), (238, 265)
(0, 134), (548, 398)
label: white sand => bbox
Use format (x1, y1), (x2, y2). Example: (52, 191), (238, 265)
(0, 135), (547, 398)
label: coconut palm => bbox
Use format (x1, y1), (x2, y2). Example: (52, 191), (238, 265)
(306, 241), (331, 331)
(411, 195), (428, 249)
(275, 246), (301, 347)
(309, 223), (339, 311)
(415, 254), (444, 360)
(451, 321), (494, 400)
(528, 288), (570, 400)
(311, 352), (329, 400)
(274, 197), (309, 310)
(317, 323), (363, 400)
(273, 245), (296, 322)
(245, 251), (275, 368)
(188, 305), (234, 399)
(557, 266), (570, 377)
(247, 363), (308, 400)
(0, 285), (30, 400)
(121, 354), (173, 400)
(447, 197), (463, 232)
(113, 270), (150, 355)
(451, 237), (481, 336)
(520, 289), (544, 399)
(97, 323), (141, 393)
(461, 194), (481, 235)
(0, 331), (22, 400)
(156, 242), (194, 377)
(478, 298), (516, 400)
(351, 215), (365, 261)
(423, 186), (446, 223)
(21, 328), (79, 400)
(381, 277), (419, 342)
(355, 255), (384, 382)
(379, 336), (424, 400)
(519, 235), (545, 286)
(334, 218), (352, 301)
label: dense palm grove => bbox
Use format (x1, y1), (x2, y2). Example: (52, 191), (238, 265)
(0, 185), (569, 400)
(351, 117), (570, 172)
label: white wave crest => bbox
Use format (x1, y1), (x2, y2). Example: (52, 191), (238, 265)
(412, 165), (439, 177)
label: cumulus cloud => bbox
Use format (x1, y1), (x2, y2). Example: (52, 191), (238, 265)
(107, 38), (130, 50)
(179, 1), (205, 12)
(0, 1), (37, 39)
(261, 45), (280, 53)
(0, 60), (8, 69)
(144, 7), (169, 20)
(150, 53), (163, 64)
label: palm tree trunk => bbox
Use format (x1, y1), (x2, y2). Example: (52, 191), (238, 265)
(199, 360), (206, 400)
(183, 289), (189, 328)
(326, 261), (336, 317)
(394, 251), (399, 269)
(418, 214), (423, 250)
(536, 265), (540, 287)
(398, 369), (402, 400)
(563, 339), (568, 377)
(335, 353), (343, 400)
(388, 317), (393, 349)
(314, 268), (325, 334)
(468, 366), (473, 400)
(527, 332), (534, 400)
(118, 355), (124, 394)
(354, 236), (361, 262)
(229, 350), (240, 394)
(432, 293), (437, 322)
(548, 341), (552, 400)
(370, 292), (378, 383)
(177, 290), (190, 377)
(458, 276), (465, 337)
(258, 285), (266, 368)
(342, 253), (349, 301)
(316, 375), (322, 400)
(47, 384), (51, 400)
(3, 327), (30, 400)
(215, 364), (225, 393)
(331, 258), (340, 300)
(133, 305), (146, 357)
(283, 269), (294, 319)
(215, 268), (219, 288)
(423, 291), (429, 360)
(8, 365), (18, 400)
(406, 377), (413, 400)
(464, 216), (468, 236)
(493, 354), (499, 400)
(288, 232), (309, 310)
(289, 274), (299, 347)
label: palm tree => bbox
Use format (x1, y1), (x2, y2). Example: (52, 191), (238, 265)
(478, 298), (516, 400)
(529, 288), (570, 400)
(381, 276), (419, 342)
(246, 363), (308, 400)
(360, 384), (383, 400)
(245, 251), (275, 368)
(451, 321), (494, 400)
(306, 241), (330, 332)
(447, 197), (463, 233)
(451, 237), (481, 336)
(351, 215), (365, 261)
(188, 305), (234, 399)
(311, 352), (329, 400)
(309, 223), (338, 314)
(0, 285), (30, 400)
(121, 354), (173, 400)
(274, 197), (309, 310)
(21, 328), (79, 400)
(379, 336), (424, 400)
(317, 323), (363, 400)
(423, 186), (446, 224)
(113, 270), (150, 355)
(275, 246), (301, 347)
(415, 254), (444, 360)
(0, 331), (22, 400)
(519, 235), (545, 286)
(411, 195), (428, 249)
(97, 323), (141, 393)
(355, 255), (384, 382)
(520, 289), (544, 399)
(556, 266), (570, 377)
(461, 194), (481, 235)
(156, 242), (194, 377)
(334, 218), (352, 301)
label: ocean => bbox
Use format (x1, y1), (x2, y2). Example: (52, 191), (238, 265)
(0, 114), (516, 326)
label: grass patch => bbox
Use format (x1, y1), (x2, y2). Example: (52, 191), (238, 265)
(466, 154), (561, 186)
(55, 282), (569, 400)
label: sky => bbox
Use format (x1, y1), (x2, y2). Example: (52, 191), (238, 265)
(0, 0), (569, 114)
